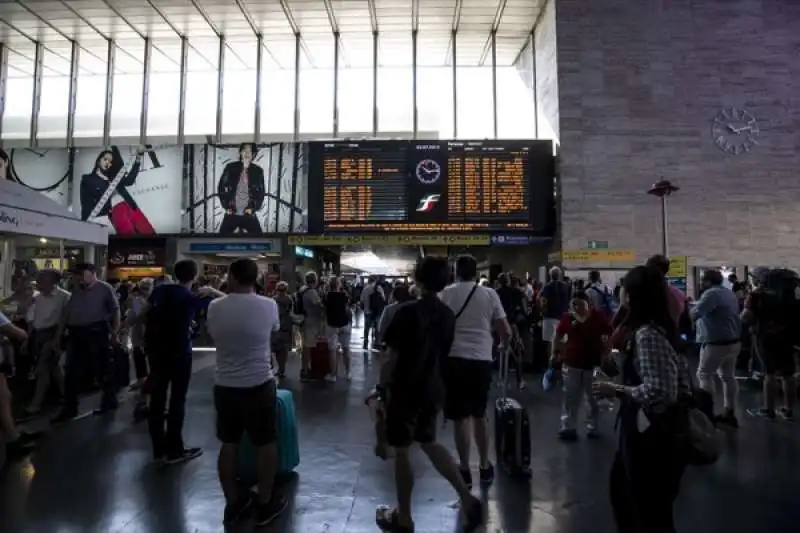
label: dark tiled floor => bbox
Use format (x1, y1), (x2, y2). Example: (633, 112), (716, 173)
(2, 327), (800, 533)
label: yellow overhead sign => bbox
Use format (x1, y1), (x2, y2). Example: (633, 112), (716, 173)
(560, 249), (636, 262)
(288, 234), (492, 246)
(668, 256), (688, 278)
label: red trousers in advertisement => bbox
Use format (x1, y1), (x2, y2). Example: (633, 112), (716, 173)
(109, 202), (155, 235)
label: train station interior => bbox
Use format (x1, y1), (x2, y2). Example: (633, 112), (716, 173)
(1, 0), (800, 532)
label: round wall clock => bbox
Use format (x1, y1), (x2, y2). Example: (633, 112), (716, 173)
(711, 106), (759, 155)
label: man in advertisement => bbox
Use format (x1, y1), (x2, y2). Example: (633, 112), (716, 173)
(217, 143), (265, 235)
(80, 146), (156, 235)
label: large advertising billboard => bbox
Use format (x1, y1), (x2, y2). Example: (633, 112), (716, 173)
(3, 143), (309, 236)
(72, 145), (184, 235)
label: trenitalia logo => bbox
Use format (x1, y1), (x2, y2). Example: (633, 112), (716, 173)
(416, 194), (441, 212)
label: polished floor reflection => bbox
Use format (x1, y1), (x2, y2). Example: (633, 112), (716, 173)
(1, 328), (800, 533)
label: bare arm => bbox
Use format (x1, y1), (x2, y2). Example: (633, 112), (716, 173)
(0, 322), (28, 343)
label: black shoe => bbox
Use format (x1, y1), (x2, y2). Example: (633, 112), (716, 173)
(479, 463), (495, 487)
(253, 495), (288, 527)
(461, 497), (484, 532)
(558, 428), (579, 441)
(5, 437), (35, 459)
(715, 413), (739, 428)
(778, 408), (794, 421)
(223, 494), (254, 524)
(459, 467), (473, 490)
(164, 447), (203, 465)
(51, 410), (78, 424)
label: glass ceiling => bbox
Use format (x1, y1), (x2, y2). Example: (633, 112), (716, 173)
(0, 0), (545, 76)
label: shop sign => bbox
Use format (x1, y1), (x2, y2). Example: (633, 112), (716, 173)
(188, 242), (275, 253)
(288, 234), (491, 246)
(667, 256), (688, 278)
(560, 249), (636, 262)
(108, 249), (163, 267)
(490, 235), (540, 246)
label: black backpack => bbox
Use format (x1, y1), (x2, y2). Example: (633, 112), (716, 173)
(369, 288), (386, 315)
(754, 269), (800, 335)
(293, 288), (308, 316)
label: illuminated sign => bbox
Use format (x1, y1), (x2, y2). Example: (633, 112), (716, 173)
(308, 140), (553, 233)
(288, 234), (491, 246)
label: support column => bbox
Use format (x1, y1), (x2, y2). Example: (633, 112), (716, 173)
(292, 34), (300, 140)
(0, 44), (9, 144)
(177, 36), (188, 145)
(412, 29), (418, 138)
(215, 35), (226, 144)
(451, 30), (457, 138)
(103, 40), (115, 146)
(280, 237), (298, 292)
(84, 245), (96, 266)
(30, 42), (44, 147)
(333, 31), (340, 138)
(372, 31), (378, 136)
(66, 40), (79, 147)
(140, 37), (152, 146)
(254, 34), (263, 143)
(490, 29), (498, 139)
(531, 31), (538, 138)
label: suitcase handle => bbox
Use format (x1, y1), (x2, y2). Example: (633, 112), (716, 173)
(499, 343), (511, 402)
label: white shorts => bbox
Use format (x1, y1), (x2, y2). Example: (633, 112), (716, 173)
(302, 324), (323, 348)
(541, 318), (560, 343)
(326, 325), (352, 350)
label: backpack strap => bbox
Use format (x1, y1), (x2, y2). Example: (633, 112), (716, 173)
(455, 284), (479, 320)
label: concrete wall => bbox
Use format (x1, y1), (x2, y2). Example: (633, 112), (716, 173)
(555, 0), (800, 267)
(534, 0), (560, 141)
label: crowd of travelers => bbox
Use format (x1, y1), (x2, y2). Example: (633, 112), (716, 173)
(0, 251), (798, 532)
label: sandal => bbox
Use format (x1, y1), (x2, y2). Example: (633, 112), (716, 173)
(376, 506), (415, 532)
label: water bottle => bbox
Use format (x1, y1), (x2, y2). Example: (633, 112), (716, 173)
(593, 368), (615, 411)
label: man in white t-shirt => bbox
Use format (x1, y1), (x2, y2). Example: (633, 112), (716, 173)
(207, 258), (287, 528)
(440, 255), (512, 490)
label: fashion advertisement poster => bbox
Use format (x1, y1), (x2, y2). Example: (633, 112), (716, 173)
(1, 148), (70, 205)
(71, 145), (183, 235)
(189, 142), (308, 234)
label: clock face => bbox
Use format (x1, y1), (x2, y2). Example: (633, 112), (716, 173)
(711, 106), (759, 155)
(415, 158), (441, 184)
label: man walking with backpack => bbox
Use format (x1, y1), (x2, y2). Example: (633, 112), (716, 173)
(586, 270), (616, 319)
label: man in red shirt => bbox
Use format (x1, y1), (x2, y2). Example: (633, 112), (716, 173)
(551, 291), (612, 440)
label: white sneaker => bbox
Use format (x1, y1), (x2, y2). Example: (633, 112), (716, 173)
(345, 372), (352, 380)
(324, 374), (337, 383)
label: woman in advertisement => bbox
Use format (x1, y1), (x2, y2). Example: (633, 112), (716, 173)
(217, 142), (265, 235)
(80, 146), (155, 235)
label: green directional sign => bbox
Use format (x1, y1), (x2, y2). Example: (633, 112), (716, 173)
(587, 240), (609, 249)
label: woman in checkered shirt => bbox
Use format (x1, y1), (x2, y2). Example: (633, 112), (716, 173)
(593, 265), (691, 533)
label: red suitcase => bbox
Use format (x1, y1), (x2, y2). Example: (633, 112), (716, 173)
(309, 338), (332, 379)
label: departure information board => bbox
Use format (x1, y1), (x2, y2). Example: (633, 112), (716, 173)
(306, 140), (554, 233)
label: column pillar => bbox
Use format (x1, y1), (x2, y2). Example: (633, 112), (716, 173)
(280, 237), (297, 291)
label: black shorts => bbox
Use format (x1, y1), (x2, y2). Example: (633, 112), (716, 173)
(443, 358), (493, 421)
(757, 335), (796, 376)
(385, 400), (439, 448)
(214, 379), (277, 446)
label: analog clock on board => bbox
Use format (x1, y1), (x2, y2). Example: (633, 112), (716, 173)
(415, 159), (441, 184)
(711, 106), (759, 155)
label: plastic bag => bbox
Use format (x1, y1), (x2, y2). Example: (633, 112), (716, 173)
(542, 365), (561, 392)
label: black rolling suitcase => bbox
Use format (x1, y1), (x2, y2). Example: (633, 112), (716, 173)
(494, 345), (531, 478)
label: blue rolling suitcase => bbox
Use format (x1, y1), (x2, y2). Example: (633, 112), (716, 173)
(238, 388), (300, 488)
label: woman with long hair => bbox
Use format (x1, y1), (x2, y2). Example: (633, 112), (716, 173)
(80, 146), (155, 235)
(593, 265), (690, 533)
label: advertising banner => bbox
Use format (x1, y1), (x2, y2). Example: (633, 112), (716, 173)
(188, 142), (308, 235)
(72, 145), (184, 235)
(2, 148), (70, 204)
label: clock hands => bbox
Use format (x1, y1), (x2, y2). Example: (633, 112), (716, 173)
(726, 124), (754, 134)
